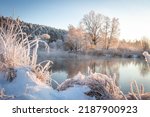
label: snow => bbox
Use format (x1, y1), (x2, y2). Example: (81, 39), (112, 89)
(49, 85), (93, 100)
(0, 67), (94, 100)
(143, 51), (150, 63)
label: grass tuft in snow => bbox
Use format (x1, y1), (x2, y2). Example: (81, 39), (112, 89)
(127, 81), (145, 100)
(0, 88), (14, 99)
(57, 67), (126, 100)
(0, 17), (52, 84)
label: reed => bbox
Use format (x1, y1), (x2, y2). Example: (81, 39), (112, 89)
(0, 17), (52, 84)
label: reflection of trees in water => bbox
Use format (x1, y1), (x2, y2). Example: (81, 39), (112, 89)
(120, 58), (150, 77)
(88, 59), (120, 86)
(90, 60), (115, 74)
(52, 57), (150, 84)
(52, 58), (91, 78)
(139, 61), (150, 77)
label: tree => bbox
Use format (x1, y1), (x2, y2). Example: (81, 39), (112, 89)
(81, 11), (120, 49)
(102, 17), (120, 49)
(65, 25), (85, 52)
(102, 16), (111, 49)
(107, 18), (120, 49)
(81, 11), (103, 46)
(140, 37), (150, 50)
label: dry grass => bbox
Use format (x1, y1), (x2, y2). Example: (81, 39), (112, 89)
(57, 67), (126, 100)
(0, 88), (14, 99)
(127, 81), (146, 100)
(0, 17), (52, 84)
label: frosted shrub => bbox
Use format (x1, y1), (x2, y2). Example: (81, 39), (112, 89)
(0, 88), (14, 99)
(143, 51), (150, 63)
(0, 17), (52, 84)
(40, 34), (50, 40)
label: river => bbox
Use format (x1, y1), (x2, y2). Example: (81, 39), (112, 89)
(50, 57), (150, 94)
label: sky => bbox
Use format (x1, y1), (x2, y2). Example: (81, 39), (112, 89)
(0, 0), (150, 40)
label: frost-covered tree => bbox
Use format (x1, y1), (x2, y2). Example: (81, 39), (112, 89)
(65, 25), (85, 52)
(81, 11), (104, 46)
(101, 17), (120, 49)
(81, 11), (120, 49)
(107, 18), (120, 49)
(140, 37), (150, 50)
(102, 16), (111, 49)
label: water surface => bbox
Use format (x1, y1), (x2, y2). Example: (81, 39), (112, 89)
(50, 57), (150, 94)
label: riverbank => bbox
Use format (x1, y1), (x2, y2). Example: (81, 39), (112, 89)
(82, 48), (144, 58)
(37, 48), (144, 63)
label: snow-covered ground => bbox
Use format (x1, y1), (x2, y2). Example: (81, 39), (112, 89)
(0, 67), (94, 100)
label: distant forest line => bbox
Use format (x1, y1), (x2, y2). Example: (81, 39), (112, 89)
(0, 11), (150, 58)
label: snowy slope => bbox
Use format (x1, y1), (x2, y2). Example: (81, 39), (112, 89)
(0, 67), (93, 100)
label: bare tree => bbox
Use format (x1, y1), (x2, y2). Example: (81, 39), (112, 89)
(81, 11), (103, 46)
(81, 11), (120, 49)
(106, 18), (120, 49)
(102, 16), (111, 49)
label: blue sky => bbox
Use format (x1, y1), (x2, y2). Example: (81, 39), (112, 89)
(0, 0), (150, 40)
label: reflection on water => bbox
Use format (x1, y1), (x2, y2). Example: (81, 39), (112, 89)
(51, 57), (150, 94)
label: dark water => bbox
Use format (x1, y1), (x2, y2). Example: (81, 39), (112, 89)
(50, 57), (150, 94)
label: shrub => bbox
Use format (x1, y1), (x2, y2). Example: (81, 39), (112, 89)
(40, 33), (50, 40)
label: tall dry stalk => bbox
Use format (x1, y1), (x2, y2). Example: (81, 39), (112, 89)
(0, 17), (52, 84)
(129, 81), (145, 100)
